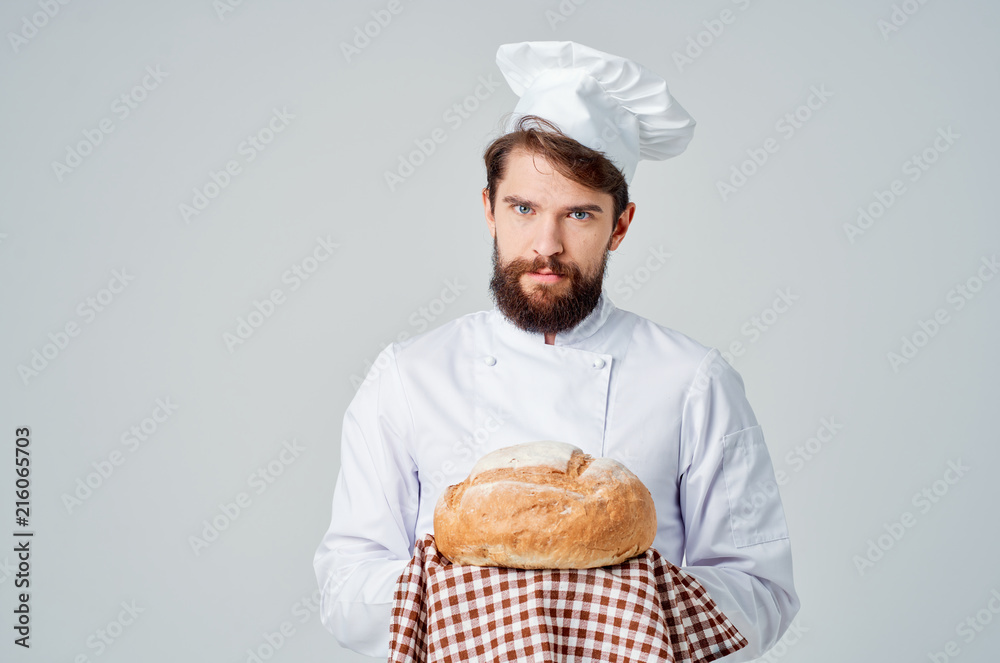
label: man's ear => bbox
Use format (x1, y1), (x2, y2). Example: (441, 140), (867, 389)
(609, 202), (636, 251)
(482, 187), (496, 239)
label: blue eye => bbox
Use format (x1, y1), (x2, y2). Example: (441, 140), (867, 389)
(570, 211), (590, 220)
(515, 204), (531, 214)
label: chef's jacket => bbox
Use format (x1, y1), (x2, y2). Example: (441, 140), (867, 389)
(314, 290), (799, 660)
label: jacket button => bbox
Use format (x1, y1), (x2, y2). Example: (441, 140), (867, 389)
(484, 355), (497, 366)
(593, 358), (606, 369)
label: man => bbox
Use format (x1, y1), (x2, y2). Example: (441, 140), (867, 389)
(315, 41), (799, 661)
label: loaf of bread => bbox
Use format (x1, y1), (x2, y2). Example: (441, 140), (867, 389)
(433, 440), (657, 569)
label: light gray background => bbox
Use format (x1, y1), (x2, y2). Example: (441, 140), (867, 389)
(2, 1), (998, 661)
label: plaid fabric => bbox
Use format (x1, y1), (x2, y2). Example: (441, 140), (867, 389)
(389, 533), (747, 663)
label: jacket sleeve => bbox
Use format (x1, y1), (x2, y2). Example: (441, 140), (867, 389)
(677, 349), (800, 661)
(313, 344), (418, 658)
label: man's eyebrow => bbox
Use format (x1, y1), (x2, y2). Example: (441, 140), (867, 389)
(502, 195), (535, 208)
(501, 195), (604, 214)
(565, 202), (604, 214)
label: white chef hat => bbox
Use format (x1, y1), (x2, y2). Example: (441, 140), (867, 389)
(495, 41), (696, 184)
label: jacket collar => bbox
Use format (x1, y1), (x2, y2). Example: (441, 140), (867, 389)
(490, 289), (617, 347)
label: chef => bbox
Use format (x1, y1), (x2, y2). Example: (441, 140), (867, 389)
(314, 41), (800, 661)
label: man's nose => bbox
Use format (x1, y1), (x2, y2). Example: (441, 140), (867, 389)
(532, 216), (563, 257)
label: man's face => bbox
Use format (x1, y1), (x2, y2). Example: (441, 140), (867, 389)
(483, 148), (634, 335)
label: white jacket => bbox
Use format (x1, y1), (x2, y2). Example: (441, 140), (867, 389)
(314, 290), (799, 660)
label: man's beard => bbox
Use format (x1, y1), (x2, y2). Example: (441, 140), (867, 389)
(489, 238), (609, 335)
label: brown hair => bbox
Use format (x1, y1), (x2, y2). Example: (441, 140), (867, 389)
(483, 115), (629, 227)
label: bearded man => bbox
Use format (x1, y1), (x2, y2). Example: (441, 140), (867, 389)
(315, 41), (799, 662)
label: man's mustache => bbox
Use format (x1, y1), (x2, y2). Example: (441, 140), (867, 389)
(507, 256), (573, 277)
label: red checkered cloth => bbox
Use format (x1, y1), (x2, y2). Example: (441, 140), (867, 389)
(389, 533), (746, 663)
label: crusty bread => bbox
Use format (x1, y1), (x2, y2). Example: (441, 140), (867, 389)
(433, 440), (657, 569)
